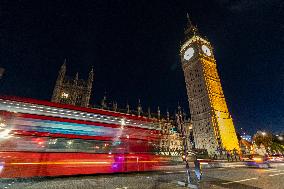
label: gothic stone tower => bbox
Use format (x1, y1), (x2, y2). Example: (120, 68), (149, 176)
(51, 60), (94, 107)
(180, 16), (239, 155)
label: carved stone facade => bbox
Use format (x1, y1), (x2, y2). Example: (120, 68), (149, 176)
(158, 118), (183, 156)
(157, 110), (193, 157)
(180, 16), (239, 155)
(51, 62), (94, 107)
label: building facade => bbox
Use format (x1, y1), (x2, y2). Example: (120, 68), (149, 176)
(156, 107), (193, 159)
(51, 62), (94, 107)
(180, 16), (239, 155)
(158, 118), (183, 156)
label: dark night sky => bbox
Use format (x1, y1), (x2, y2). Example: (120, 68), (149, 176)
(0, 0), (283, 134)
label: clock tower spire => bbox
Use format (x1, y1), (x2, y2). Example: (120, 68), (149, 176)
(180, 15), (240, 155)
(184, 13), (198, 39)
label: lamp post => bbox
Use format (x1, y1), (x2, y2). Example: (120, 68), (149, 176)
(177, 113), (197, 188)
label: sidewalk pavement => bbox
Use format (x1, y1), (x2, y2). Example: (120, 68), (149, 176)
(155, 161), (246, 171)
(200, 161), (245, 169)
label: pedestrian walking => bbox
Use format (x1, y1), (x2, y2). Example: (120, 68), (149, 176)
(233, 148), (237, 161)
(194, 158), (202, 182)
(226, 151), (231, 162)
(231, 151), (234, 161)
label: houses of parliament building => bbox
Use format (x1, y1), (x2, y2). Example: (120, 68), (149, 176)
(51, 60), (94, 108)
(50, 61), (191, 158)
(50, 15), (240, 156)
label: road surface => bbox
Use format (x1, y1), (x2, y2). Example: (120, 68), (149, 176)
(0, 162), (283, 189)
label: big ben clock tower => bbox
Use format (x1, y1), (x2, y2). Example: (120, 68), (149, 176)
(180, 15), (239, 155)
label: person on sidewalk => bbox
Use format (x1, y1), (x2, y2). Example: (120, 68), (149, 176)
(233, 148), (238, 161)
(194, 157), (202, 182)
(231, 151), (235, 161)
(226, 151), (231, 162)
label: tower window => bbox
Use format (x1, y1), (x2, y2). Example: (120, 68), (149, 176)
(61, 92), (69, 98)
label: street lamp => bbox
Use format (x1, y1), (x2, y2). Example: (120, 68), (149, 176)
(177, 116), (198, 188)
(121, 118), (125, 128)
(261, 132), (266, 136)
(0, 123), (6, 128)
(0, 129), (11, 139)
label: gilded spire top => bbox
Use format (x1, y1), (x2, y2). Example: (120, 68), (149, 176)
(185, 13), (198, 38)
(186, 13), (192, 26)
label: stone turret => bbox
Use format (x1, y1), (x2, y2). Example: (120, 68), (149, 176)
(82, 68), (94, 107)
(51, 60), (94, 107)
(51, 60), (66, 102)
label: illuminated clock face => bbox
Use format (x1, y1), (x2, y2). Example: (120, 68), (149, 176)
(201, 45), (211, 56)
(183, 47), (194, 61)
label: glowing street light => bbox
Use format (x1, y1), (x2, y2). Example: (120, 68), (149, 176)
(0, 129), (11, 139)
(261, 132), (266, 136)
(0, 123), (6, 128)
(121, 118), (126, 129)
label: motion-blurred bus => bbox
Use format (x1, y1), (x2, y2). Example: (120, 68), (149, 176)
(0, 96), (170, 178)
